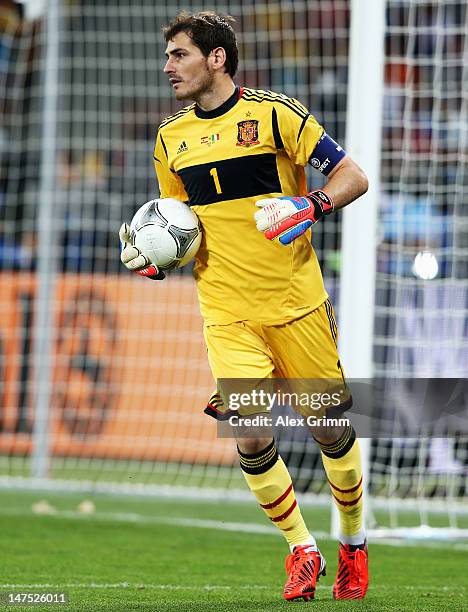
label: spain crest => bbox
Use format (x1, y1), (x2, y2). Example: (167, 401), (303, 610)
(236, 120), (260, 147)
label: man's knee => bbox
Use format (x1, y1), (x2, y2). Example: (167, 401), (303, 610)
(236, 436), (273, 455)
(311, 423), (347, 445)
(308, 409), (350, 444)
(307, 398), (353, 444)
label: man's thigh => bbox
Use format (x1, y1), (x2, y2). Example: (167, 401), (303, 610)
(265, 299), (343, 378)
(204, 321), (275, 420)
(264, 299), (351, 418)
(204, 320), (274, 379)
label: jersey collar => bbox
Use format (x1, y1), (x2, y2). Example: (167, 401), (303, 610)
(195, 86), (241, 119)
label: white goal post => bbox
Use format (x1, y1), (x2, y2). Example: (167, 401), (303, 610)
(337, 0), (386, 540)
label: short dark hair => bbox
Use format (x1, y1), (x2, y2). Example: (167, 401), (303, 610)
(163, 11), (238, 78)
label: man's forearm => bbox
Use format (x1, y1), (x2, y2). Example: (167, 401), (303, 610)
(322, 157), (368, 211)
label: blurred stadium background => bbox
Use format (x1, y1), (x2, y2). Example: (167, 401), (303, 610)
(0, 0), (467, 541)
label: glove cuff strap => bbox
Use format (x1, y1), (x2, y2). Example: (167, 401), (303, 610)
(306, 190), (335, 218)
(137, 264), (165, 280)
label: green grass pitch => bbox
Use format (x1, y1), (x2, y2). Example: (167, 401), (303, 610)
(1, 490), (466, 611)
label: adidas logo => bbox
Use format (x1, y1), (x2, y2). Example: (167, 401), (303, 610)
(177, 141), (188, 154)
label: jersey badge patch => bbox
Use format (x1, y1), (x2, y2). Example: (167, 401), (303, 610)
(200, 134), (220, 146)
(236, 120), (260, 147)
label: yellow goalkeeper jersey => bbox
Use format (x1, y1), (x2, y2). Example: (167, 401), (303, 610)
(153, 86), (328, 325)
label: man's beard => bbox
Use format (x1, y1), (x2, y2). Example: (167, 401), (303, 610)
(175, 67), (214, 101)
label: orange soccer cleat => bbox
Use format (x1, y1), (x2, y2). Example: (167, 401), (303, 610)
(283, 545), (327, 602)
(333, 542), (369, 600)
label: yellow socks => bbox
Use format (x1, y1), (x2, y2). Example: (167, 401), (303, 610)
(316, 426), (366, 545)
(238, 439), (314, 549)
(238, 432), (365, 548)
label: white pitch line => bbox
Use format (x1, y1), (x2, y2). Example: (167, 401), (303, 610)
(0, 584), (270, 591)
(0, 506), (329, 539)
(0, 584), (464, 592)
(1, 506), (468, 549)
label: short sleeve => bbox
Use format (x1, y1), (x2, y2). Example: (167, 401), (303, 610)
(273, 98), (324, 167)
(153, 129), (188, 201)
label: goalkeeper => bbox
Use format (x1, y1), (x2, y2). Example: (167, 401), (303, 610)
(120, 11), (369, 602)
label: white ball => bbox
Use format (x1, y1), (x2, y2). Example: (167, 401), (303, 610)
(130, 198), (202, 270)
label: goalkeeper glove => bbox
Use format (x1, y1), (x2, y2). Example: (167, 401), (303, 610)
(119, 222), (165, 280)
(254, 190), (334, 245)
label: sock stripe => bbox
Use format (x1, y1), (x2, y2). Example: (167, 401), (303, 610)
(270, 499), (298, 523)
(260, 483), (293, 509)
(238, 441), (279, 475)
(318, 426), (352, 452)
(332, 491), (363, 508)
(239, 446), (277, 465)
(328, 476), (363, 495)
(326, 434), (351, 454)
(317, 427), (356, 459)
(239, 450), (277, 471)
(316, 431), (350, 453)
(237, 439), (275, 460)
(239, 457), (278, 474)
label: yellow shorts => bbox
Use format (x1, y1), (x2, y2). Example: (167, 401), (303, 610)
(203, 298), (351, 419)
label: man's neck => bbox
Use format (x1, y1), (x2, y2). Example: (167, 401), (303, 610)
(195, 80), (236, 112)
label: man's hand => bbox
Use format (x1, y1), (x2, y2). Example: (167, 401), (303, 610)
(119, 223), (165, 280)
(255, 190), (334, 245)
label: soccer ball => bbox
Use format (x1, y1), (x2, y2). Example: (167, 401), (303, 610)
(130, 198), (202, 270)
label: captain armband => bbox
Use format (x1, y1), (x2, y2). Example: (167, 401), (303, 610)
(308, 132), (346, 176)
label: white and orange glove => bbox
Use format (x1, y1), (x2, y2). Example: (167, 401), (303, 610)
(255, 190), (334, 245)
(119, 223), (165, 280)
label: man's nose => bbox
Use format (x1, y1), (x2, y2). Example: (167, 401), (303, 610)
(164, 58), (174, 73)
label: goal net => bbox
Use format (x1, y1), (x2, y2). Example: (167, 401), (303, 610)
(0, 0), (466, 539)
(370, 0), (468, 539)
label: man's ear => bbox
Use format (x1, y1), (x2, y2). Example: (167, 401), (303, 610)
(209, 46), (227, 71)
